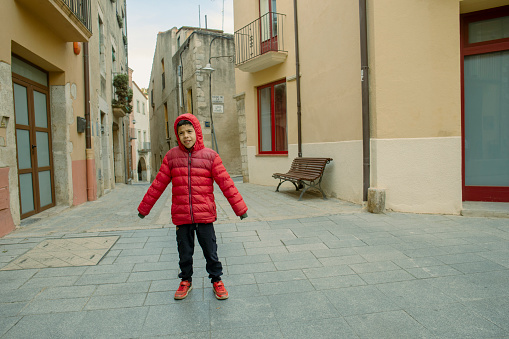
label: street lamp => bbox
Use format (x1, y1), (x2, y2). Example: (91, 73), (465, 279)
(202, 63), (215, 72)
(200, 62), (218, 152)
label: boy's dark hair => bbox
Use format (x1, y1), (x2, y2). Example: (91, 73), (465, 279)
(177, 119), (193, 128)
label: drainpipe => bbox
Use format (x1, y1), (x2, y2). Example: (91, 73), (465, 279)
(359, 0), (370, 201)
(294, 0), (302, 157)
(84, 42), (91, 150)
(83, 42), (96, 201)
(123, 119), (128, 183)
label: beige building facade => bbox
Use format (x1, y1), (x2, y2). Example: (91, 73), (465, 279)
(0, 0), (129, 237)
(233, 0), (509, 214)
(148, 27), (242, 178)
(0, 0), (93, 237)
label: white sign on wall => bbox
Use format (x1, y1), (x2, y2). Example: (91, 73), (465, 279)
(213, 105), (224, 113)
(212, 95), (224, 104)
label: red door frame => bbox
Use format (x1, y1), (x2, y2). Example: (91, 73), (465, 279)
(257, 79), (287, 155)
(461, 5), (509, 202)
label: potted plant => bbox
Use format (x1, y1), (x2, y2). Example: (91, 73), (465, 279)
(112, 73), (133, 117)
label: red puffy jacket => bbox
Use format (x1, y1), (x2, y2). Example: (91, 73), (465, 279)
(138, 113), (248, 225)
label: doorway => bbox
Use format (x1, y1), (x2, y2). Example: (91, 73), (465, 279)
(12, 68), (55, 219)
(137, 157), (147, 182)
(461, 6), (509, 202)
(259, 0), (278, 54)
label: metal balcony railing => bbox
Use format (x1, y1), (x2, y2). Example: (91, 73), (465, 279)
(138, 142), (151, 152)
(235, 12), (286, 66)
(62, 0), (92, 32)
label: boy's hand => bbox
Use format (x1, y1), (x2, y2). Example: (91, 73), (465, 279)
(138, 213), (145, 219)
(240, 213), (248, 220)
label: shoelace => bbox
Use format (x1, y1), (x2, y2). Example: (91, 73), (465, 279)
(177, 282), (189, 292)
(214, 283), (226, 292)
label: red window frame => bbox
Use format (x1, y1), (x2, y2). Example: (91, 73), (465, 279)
(461, 5), (509, 202)
(257, 79), (287, 155)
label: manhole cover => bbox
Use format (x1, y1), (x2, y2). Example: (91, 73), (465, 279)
(0, 236), (119, 271)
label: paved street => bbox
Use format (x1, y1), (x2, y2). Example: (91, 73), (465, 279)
(1, 180), (509, 338)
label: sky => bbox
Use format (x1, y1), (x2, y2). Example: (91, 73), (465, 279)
(127, 0), (234, 89)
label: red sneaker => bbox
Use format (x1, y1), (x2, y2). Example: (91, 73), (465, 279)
(174, 280), (192, 300)
(213, 281), (229, 300)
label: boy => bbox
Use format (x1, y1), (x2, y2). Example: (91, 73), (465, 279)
(138, 113), (248, 300)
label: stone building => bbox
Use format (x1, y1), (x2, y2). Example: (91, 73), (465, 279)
(88, 0), (130, 194)
(131, 81), (151, 182)
(148, 27), (242, 178)
(233, 0), (509, 215)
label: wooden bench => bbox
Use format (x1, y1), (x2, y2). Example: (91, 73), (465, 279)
(272, 157), (333, 200)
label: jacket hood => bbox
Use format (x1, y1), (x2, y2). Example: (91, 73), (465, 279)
(174, 113), (204, 152)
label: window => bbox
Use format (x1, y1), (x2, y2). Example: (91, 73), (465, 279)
(260, 0), (278, 53)
(161, 59), (165, 89)
(186, 88), (193, 114)
(98, 16), (104, 53)
(112, 47), (117, 72)
(164, 103), (169, 139)
(142, 102), (145, 115)
(137, 100), (140, 112)
(258, 79), (287, 154)
(100, 75), (106, 98)
(151, 80), (154, 107)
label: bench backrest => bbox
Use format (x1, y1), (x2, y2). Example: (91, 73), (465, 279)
(288, 157), (332, 181)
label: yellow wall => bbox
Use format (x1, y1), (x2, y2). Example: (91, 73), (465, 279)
(235, 0), (364, 151)
(369, 0), (461, 139)
(298, 1), (363, 144)
(233, 0), (504, 213)
(2, 0), (87, 161)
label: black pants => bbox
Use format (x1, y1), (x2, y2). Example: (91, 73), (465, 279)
(176, 223), (222, 283)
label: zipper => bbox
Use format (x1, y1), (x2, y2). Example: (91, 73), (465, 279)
(188, 151), (194, 224)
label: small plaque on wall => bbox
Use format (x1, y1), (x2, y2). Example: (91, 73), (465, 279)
(213, 105), (224, 113)
(212, 95), (224, 104)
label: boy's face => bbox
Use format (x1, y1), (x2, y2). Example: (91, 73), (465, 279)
(177, 124), (196, 149)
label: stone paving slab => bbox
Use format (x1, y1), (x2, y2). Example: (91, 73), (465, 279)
(0, 237), (118, 271)
(1, 183), (509, 338)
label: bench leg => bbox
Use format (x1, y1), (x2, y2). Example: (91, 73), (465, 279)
(276, 181), (283, 192)
(317, 177), (327, 200)
(298, 185), (310, 201)
(318, 186), (328, 200)
(298, 181), (328, 201)
(276, 179), (299, 192)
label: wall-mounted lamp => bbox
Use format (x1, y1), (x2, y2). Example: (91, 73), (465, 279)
(201, 63), (215, 72)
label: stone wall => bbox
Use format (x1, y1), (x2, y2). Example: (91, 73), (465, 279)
(0, 61), (20, 227)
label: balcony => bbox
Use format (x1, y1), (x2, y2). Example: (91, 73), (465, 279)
(138, 142), (151, 153)
(235, 12), (287, 73)
(15, 0), (92, 42)
(112, 105), (128, 118)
